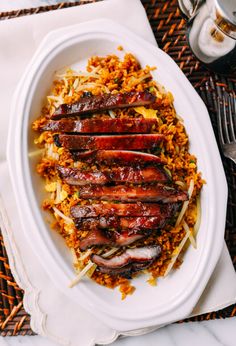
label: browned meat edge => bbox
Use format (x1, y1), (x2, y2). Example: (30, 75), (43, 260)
(41, 118), (158, 133)
(71, 202), (176, 218)
(75, 215), (169, 231)
(54, 133), (164, 150)
(79, 184), (188, 203)
(74, 204), (178, 231)
(79, 229), (149, 251)
(91, 245), (161, 276)
(72, 150), (163, 166)
(56, 165), (107, 185)
(97, 261), (153, 277)
(57, 165), (170, 185)
(51, 91), (156, 119)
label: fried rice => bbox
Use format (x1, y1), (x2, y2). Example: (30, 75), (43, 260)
(32, 52), (205, 299)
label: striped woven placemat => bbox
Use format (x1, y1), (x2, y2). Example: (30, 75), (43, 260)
(0, 0), (235, 336)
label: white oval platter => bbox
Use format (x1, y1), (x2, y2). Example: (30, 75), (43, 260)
(7, 19), (227, 331)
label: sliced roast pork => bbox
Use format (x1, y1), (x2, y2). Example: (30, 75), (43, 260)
(91, 245), (161, 276)
(41, 118), (158, 133)
(71, 202), (175, 218)
(98, 261), (152, 277)
(57, 165), (170, 185)
(74, 204), (178, 231)
(79, 228), (148, 251)
(51, 91), (156, 119)
(75, 215), (169, 231)
(79, 229), (112, 250)
(79, 184), (188, 203)
(72, 150), (163, 166)
(56, 165), (107, 185)
(54, 133), (164, 150)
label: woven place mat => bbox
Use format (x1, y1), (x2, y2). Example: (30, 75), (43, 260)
(0, 0), (235, 337)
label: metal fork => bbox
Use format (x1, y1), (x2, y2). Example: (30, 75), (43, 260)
(217, 93), (236, 165)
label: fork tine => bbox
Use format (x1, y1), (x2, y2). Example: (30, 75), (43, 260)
(217, 98), (225, 145)
(222, 95), (231, 143)
(228, 94), (236, 141)
(232, 94), (236, 129)
(216, 94), (236, 165)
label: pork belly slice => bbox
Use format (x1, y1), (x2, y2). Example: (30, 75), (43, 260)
(79, 184), (188, 203)
(54, 133), (164, 151)
(74, 203), (179, 231)
(56, 165), (107, 185)
(51, 91), (156, 119)
(41, 118), (158, 133)
(98, 261), (152, 277)
(79, 229), (112, 251)
(79, 228), (147, 251)
(91, 245), (161, 270)
(100, 165), (169, 184)
(72, 150), (163, 166)
(57, 165), (169, 186)
(75, 204), (177, 231)
(113, 230), (148, 247)
(75, 215), (171, 231)
(75, 216), (119, 230)
(71, 202), (174, 218)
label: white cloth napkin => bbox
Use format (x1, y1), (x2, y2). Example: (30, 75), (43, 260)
(0, 0), (235, 345)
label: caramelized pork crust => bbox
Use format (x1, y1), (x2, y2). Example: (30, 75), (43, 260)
(52, 91), (156, 119)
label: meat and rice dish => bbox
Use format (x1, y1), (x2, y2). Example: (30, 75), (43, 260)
(33, 52), (204, 299)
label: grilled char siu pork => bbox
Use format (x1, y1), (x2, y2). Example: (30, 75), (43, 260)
(75, 215), (172, 231)
(46, 90), (188, 278)
(41, 118), (158, 133)
(74, 203), (178, 231)
(79, 184), (188, 203)
(51, 91), (156, 119)
(54, 133), (164, 150)
(57, 165), (170, 185)
(71, 202), (176, 218)
(79, 229), (149, 251)
(91, 246), (161, 277)
(72, 150), (163, 166)
(92, 245), (161, 268)
(79, 229), (111, 250)
(97, 261), (153, 277)
(57, 165), (107, 185)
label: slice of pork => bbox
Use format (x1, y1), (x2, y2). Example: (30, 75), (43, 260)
(54, 133), (164, 151)
(57, 165), (170, 186)
(91, 245), (161, 269)
(79, 229), (148, 251)
(71, 202), (176, 218)
(79, 184), (188, 203)
(41, 118), (158, 133)
(72, 150), (163, 166)
(51, 91), (156, 119)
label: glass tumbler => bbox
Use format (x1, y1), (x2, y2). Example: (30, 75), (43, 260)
(179, 0), (236, 74)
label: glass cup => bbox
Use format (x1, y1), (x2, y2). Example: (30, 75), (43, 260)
(179, 0), (236, 74)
